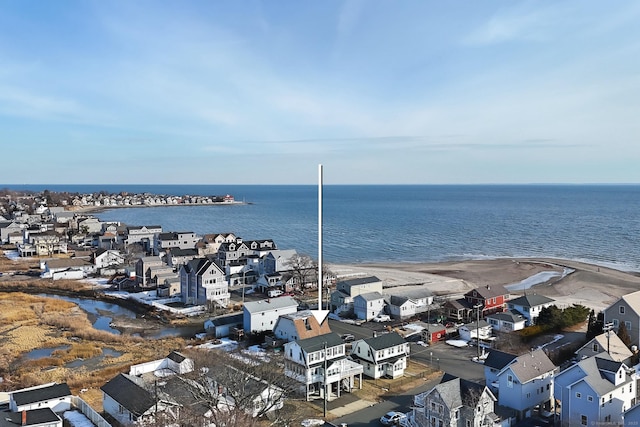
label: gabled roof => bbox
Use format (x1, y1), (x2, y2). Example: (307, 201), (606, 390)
(484, 350), (518, 370)
(466, 284), (509, 300)
(355, 291), (384, 302)
(3, 408), (60, 426)
(576, 332), (633, 362)
(296, 332), (343, 353)
(274, 310), (332, 340)
(462, 319), (491, 330)
(508, 294), (555, 307)
(434, 373), (494, 410)
(486, 311), (526, 323)
(502, 349), (556, 383)
(243, 296), (298, 313)
(100, 374), (156, 417)
(45, 258), (93, 269)
(361, 331), (405, 350)
(11, 383), (71, 407)
(561, 355), (630, 396)
(618, 290), (640, 316)
(338, 276), (381, 288)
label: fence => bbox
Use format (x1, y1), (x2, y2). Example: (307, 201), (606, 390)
(71, 396), (112, 427)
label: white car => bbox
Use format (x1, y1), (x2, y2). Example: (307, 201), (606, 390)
(373, 314), (391, 322)
(380, 411), (406, 426)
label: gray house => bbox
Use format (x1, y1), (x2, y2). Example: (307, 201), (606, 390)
(604, 290), (640, 346)
(410, 373), (500, 427)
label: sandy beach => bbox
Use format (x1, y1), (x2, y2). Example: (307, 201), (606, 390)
(329, 258), (640, 313)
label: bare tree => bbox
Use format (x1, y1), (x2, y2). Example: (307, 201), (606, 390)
(284, 254), (315, 291)
(181, 348), (308, 427)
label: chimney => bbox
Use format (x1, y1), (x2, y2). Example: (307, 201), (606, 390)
(22, 410), (27, 426)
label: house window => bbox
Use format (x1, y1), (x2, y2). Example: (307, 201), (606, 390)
(593, 343), (599, 352)
(581, 415), (588, 425)
(588, 395), (593, 402)
(613, 319), (619, 327)
(576, 392), (581, 399)
(626, 321), (632, 331)
(620, 306), (625, 314)
(507, 375), (513, 388)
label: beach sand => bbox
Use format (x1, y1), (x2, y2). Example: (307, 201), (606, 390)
(329, 258), (640, 313)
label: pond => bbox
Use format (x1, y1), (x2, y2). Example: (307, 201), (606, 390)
(38, 294), (204, 338)
(23, 345), (71, 360)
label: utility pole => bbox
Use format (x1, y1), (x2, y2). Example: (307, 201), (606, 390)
(474, 303), (482, 360)
(323, 341), (328, 417)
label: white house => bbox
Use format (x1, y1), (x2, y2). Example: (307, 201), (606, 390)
(385, 287), (434, 319)
(9, 383), (72, 413)
(350, 332), (410, 379)
(283, 332), (363, 401)
(495, 348), (557, 420)
(330, 276), (383, 315)
(458, 319), (493, 342)
(93, 248), (126, 270)
(507, 294), (555, 326)
(243, 296), (298, 335)
(128, 351), (194, 376)
(486, 311), (527, 333)
(554, 354), (637, 427)
(353, 291), (385, 321)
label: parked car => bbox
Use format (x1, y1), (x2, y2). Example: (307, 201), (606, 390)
(341, 333), (355, 342)
(373, 314), (391, 322)
(380, 411), (406, 426)
(267, 289), (284, 298)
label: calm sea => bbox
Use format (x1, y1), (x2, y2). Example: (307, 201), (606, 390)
(7, 184), (640, 271)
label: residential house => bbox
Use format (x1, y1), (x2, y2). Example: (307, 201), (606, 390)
(604, 290), (640, 346)
(507, 294), (555, 326)
(350, 332), (410, 379)
(243, 296), (298, 335)
(40, 258), (95, 280)
(0, 407), (62, 427)
(483, 350), (518, 394)
(554, 354), (637, 426)
(135, 256), (166, 286)
(165, 247), (199, 268)
(494, 348), (556, 420)
(215, 238), (277, 268)
(128, 351), (194, 377)
(283, 332), (363, 401)
(623, 402), (640, 426)
(0, 220), (24, 244)
(486, 311), (527, 333)
(179, 257), (229, 307)
(330, 276), (383, 315)
(408, 373), (500, 427)
(77, 216), (103, 234)
(261, 249), (298, 275)
(156, 273), (181, 297)
(125, 225), (163, 254)
(204, 313), (244, 339)
(385, 287), (434, 319)
(198, 232), (238, 255)
(353, 291), (386, 321)
(156, 231), (200, 253)
(9, 383), (72, 413)
(575, 332), (633, 364)
(18, 232), (67, 257)
(92, 248), (126, 270)
(445, 285), (510, 323)
(273, 310), (332, 342)
(458, 320), (493, 343)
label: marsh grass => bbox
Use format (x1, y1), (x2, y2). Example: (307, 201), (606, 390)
(0, 289), (188, 411)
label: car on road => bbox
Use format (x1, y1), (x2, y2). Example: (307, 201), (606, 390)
(379, 411), (406, 426)
(373, 314), (391, 322)
(341, 333), (355, 342)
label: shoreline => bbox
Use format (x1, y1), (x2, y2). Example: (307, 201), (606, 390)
(329, 257), (640, 313)
(66, 200), (248, 214)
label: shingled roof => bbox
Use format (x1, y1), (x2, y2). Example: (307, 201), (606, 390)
(100, 374), (156, 417)
(11, 383), (71, 407)
(362, 331), (405, 350)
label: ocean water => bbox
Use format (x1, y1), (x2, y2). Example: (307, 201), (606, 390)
(8, 184), (640, 271)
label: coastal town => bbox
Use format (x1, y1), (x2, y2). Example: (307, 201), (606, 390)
(3, 190), (640, 427)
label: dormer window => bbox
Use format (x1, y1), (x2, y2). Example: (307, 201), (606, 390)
(620, 306), (625, 314)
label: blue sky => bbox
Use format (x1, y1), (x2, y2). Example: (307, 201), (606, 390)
(1, 1), (639, 185)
